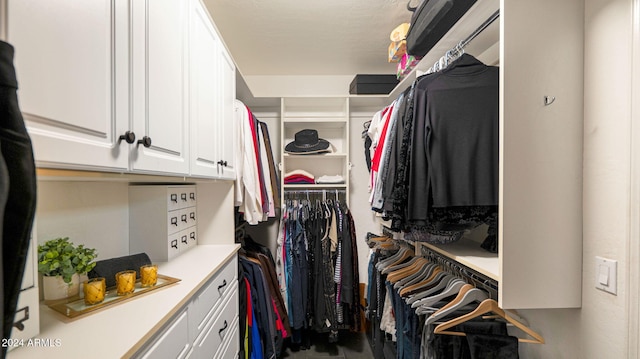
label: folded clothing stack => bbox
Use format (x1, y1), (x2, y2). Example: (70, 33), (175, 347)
(284, 169), (315, 184)
(315, 175), (345, 184)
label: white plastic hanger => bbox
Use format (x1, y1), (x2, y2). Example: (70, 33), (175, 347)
(406, 274), (457, 305)
(414, 279), (467, 315)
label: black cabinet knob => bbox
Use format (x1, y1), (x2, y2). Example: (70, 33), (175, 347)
(217, 160), (228, 167)
(137, 136), (152, 148)
(119, 131), (136, 144)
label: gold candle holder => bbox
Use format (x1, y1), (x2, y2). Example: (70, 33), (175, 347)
(115, 270), (136, 295)
(83, 277), (106, 305)
(140, 264), (158, 287)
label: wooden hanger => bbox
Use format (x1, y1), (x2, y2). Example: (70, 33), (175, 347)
(383, 255), (421, 275)
(394, 262), (437, 290)
(424, 285), (489, 327)
(376, 247), (411, 271)
(433, 299), (545, 344)
(386, 257), (429, 281)
(399, 266), (443, 297)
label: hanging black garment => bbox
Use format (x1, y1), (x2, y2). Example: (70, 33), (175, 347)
(0, 41), (37, 357)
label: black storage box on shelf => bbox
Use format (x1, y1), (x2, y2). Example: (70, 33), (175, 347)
(405, 0), (477, 57)
(349, 74), (399, 95)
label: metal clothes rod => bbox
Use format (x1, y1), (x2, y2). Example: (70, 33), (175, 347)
(459, 9), (500, 49)
(427, 10), (501, 74)
(283, 189), (347, 202)
(418, 244), (499, 300)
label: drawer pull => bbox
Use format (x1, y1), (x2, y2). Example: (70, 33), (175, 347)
(181, 214), (187, 223)
(171, 240), (178, 249)
(13, 306), (29, 331)
(190, 232), (196, 241)
(171, 217), (178, 226)
(218, 320), (228, 338)
(190, 193), (196, 200)
(190, 212), (196, 221)
(170, 194), (178, 203)
(181, 193), (187, 202)
(181, 235), (188, 244)
(217, 279), (227, 292)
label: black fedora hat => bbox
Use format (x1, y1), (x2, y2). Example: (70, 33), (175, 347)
(285, 129), (331, 154)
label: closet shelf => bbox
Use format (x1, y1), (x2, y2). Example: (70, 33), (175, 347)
(416, 239), (499, 281)
(283, 183), (347, 189)
(283, 117), (347, 125)
(283, 153), (347, 158)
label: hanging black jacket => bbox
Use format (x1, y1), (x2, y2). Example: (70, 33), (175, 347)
(0, 41), (37, 359)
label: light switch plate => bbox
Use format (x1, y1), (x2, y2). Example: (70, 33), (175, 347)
(595, 256), (617, 295)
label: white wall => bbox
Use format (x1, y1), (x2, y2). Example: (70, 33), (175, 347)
(36, 181), (131, 260)
(580, 0), (632, 357)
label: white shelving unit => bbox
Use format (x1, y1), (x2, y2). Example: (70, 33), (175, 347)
(280, 97), (350, 205)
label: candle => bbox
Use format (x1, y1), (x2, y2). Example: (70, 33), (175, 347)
(140, 264), (158, 287)
(115, 270), (136, 295)
(83, 277), (106, 305)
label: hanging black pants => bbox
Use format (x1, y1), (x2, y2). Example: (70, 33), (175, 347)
(0, 40), (37, 359)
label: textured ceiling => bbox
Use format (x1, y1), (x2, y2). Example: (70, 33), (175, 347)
(202, 0), (412, 76)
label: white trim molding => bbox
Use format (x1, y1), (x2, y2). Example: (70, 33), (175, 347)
(628, 0), (640, 357)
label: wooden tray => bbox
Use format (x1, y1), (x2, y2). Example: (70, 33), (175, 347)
(47, 274), (181, 320)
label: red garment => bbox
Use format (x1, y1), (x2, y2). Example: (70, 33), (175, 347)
(370, 105), (394, 196)
(283, 174), (315, 184)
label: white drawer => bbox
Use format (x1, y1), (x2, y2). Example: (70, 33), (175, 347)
(189, 256), (238, 339)
(140, 309), (190, 359)
(214, 319), (239, 359)
(167, 232), (183, 261)
(8, 287), (40, 351)
(167, 207), (197, 235)
(167, 186), (197, 211)
(190, 289), (238, 359)
(183, 227), (197, 252)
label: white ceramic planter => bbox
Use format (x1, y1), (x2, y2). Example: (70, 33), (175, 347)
(42, 273), (80, 300)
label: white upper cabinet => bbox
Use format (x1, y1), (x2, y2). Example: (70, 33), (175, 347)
(189, 0), (235, 179)
(7, 0), (131, 171)
(7, 0), (235, 179)
(217, 42), (236, 180)
(131, 0), (190, 175)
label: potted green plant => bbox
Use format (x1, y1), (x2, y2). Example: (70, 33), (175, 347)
(38, 237), (98, 300)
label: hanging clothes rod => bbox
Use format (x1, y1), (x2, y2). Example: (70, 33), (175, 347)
(426, 10), (500, 74)
(418, 243), (499, 300)
(459, 9), (500, 49)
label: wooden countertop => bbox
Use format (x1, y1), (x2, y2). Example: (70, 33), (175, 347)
(7, 244), (240, 359)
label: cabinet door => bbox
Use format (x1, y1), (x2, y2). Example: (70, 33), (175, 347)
(189, 0), (221, 178)
(131, 0), (189, 175)
(7, 0), (130, 171)
(217, 45), (236, 180)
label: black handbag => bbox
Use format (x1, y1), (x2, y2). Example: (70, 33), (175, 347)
(405, 0), (477, 57)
